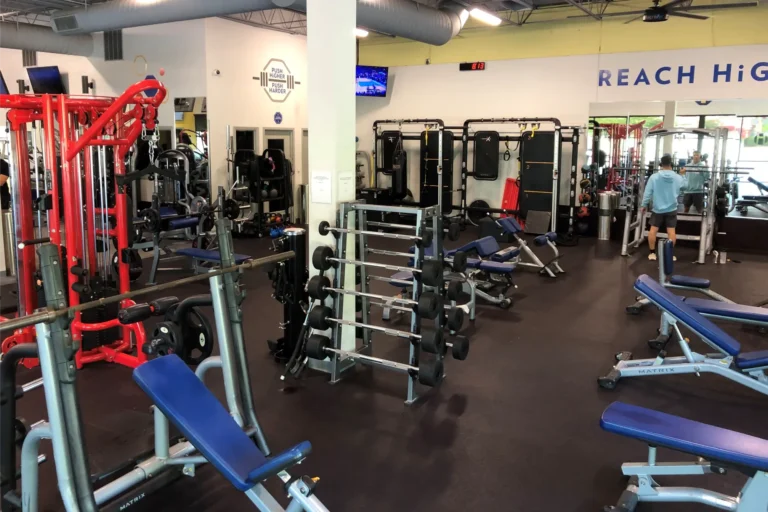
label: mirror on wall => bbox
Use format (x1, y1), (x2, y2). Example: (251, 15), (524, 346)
(173, 96), (210, 200)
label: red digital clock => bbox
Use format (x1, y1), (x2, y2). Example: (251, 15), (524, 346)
(459, 62), (486, 71)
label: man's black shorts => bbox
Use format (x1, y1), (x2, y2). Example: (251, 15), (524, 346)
(684, 193), (705, 212)
(650, 212), (678, 229)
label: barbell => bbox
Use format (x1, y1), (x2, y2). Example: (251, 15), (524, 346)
(312, 246), (444, 288)
(135, 198), (241, 232)
(304, 334), (444, 387)
(318, 220), (433, 247)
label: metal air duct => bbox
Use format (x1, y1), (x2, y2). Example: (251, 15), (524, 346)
(50, 0), (294, 34)
(1, 22), (95, 56)
(357, 0), (468, 46)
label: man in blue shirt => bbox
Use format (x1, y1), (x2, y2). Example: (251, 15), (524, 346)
(640, 154), (688, 261)
(683, 151), (707, 213)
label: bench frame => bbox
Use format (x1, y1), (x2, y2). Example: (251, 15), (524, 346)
(608, 445), (768, 511)
(627, 241), (734, 315)
(495, 218), (563, 278)
(601, 312), (768, 396)
(18, 214), (326, 512)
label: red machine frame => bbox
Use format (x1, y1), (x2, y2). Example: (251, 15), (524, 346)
(0, 80), (166, 369)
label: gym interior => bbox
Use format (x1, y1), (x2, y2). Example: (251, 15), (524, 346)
(1, 2), (768, 511)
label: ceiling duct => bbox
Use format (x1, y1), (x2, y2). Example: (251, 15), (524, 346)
(51, 0), (293, 34)
(0, 22), (94, 56)
(50, 0), (468, 46)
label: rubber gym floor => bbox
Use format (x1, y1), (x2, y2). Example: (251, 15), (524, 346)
(13, 231), (768, 512)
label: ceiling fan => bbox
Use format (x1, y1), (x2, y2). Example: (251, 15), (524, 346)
(569, 0), (758, 23)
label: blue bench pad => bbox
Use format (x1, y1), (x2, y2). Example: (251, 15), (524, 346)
(167, 217), (199, 230)
(160, 206), (179, 217)
(684, 298), (768, 323)
(491, 247), (521, 262)
(534, 232), (557, 246)
(497, 217), (522, 235)
(635, 275), (741, 356)
(601, 402), (768, 471)
(467, 258), (516, 274)
(444, 236), (500, 258)
(736, 350), (768, 370)
(176, 248), (252, 264)
(669, 275), (711, 289)
(133, 355), (311, 491)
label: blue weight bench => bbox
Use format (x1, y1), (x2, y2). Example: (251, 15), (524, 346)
(599, 274), (768, 396)
(133, 355), (329, 511)
(626, 240), (734, 315)
(601, 401), (768, 511)
(176, 247), (253, 275)
(494, 217), (563, 277)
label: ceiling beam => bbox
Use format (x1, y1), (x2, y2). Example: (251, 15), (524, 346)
(562, 0), (601, 20)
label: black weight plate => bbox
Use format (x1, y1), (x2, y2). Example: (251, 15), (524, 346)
(417, 359), (444, 387)
(468, 200), (491, 227)
(312, 246), (335, 271)
(180, 306), (215, 365)
(306, 334), (330, 360)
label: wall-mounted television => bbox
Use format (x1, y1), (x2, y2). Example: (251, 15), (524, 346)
(27, 66), (67, 94)
(356, 65), (388, 97)
(0, 71), (9, 95)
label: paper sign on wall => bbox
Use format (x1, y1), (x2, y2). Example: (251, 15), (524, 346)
(311, 171), (332, 204)
(338, 172), (355, 201)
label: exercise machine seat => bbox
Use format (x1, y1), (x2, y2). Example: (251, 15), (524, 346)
(601, 401), (768, 472)
(175, 248), (252, 264)
(496, 217), (523, 235)
(167, 217), (200, 230)
(491, 246), (521, 262)
(466, 259), (516, 274)
(533, 232), (557, 246)
(635, 275), (741, 356)
(668, 275), (711, 289)
(160, 206), (178, 218)
(133, 355), (312, 491)
(684, 298), (768, 323)
(736, 350), (768, 370)
(443, 236), (500, 258)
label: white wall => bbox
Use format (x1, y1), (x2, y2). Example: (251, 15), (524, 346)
(357, 44), (768, 210)
(356, 55), (596, 210)
(204, 18), (307, 196)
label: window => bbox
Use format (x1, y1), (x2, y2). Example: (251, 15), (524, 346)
(736, 116), (768, 195)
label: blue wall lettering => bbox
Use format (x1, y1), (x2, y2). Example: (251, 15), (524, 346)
(598, 61), (766, 87)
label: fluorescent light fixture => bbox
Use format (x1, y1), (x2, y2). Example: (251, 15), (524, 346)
(355, 28), (369, 38)
(470, 7), (502, 26)
(459, 9), (470, 25)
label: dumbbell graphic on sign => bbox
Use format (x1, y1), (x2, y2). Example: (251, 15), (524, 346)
(253, 59), (301, 103)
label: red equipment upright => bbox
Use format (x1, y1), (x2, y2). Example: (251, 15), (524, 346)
(0, 80), (166, 369)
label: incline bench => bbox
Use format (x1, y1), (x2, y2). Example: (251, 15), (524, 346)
(600, 274), (768, 397)
(133, 355), (329, 511)
(601, 401), (768, 511)
(494, 217), (563, 277)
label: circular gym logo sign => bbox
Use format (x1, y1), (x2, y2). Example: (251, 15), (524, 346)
(254, 59), (300, 103)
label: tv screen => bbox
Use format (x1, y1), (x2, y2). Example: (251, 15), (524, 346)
(0, 71), (8, 95)
(356, 65), (388, 97)
(27, 66), (66, 94)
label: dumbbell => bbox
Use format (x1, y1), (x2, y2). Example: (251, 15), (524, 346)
(308, 305), (446, 354)
(304, 334), (444, 387)
(312, 246), (443, 288)
(318, 220), (433, 248)
(307, 275), (443, 319)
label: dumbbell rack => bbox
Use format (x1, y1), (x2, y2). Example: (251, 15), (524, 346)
(315, 201), (447, 405)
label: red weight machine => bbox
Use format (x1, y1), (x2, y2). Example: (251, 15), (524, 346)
(0, 79), (166, 369)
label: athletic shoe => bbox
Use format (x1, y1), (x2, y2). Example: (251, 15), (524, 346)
(673, 256), (677, 261)
(648, 253), (657, 261)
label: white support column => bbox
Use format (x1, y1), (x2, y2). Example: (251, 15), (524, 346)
(663, 101), (677, 156)
(307, 0), (357, 351)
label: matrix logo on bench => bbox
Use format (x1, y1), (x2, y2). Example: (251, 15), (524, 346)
(253, 59), (301, 103)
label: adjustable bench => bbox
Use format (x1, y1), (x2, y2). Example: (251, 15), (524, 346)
(601, 401), (768, 511)
(626, 240), (734, 315)
(175, 247), (253, 274)
(133, 355), (329, 511)
(600, 274), (768, 396)
(494, 217), (563, 277)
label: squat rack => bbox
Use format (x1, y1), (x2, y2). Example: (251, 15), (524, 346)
(459, 118), (580, 234)
(0, 79), (166, 368)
